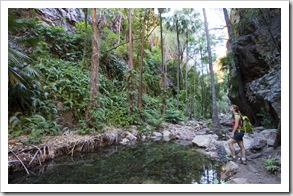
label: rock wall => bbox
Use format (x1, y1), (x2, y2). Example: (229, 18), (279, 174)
(227, 8), (281, 147)
(35, 8), (86, 32)
(227, 8), (281, 130)
(15, 8), (124, 33)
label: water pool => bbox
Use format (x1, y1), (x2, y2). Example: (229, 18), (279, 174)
(9, 140), (223, 184)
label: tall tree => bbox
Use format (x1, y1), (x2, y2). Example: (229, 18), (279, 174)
(158, 8), (166, 115)
(202, 8), (220, 126)
(138, 9), (147, 113)
(179, 8), (201, 117)
(184, 26), (189, 116)
(166, 9), (199, 111)
(199, 42), (205, 117)
(86, 8), (100, 121)
(127, 8), (134, 116)
(82, 8), (88, 66)
(174, 14), (181, 109)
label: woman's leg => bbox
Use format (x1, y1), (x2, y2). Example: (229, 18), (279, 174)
(237, 140), (247, 164)
(227, 138), (237, 157)
(237, 140), (246, 159)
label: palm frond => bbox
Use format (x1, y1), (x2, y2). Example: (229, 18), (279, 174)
(21, 64), (44, 79)
(8, 46), (31, 65)
(8, 66), (26, 86)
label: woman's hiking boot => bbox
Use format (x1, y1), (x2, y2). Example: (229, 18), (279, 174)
(226, 155), (237, 161)
(240, 158), (247, 165)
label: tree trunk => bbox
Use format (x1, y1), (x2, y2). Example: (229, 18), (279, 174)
(82, 8), (88, 67)
(202, 8), (219, 127)
(118, 13), (122, 44)
(159, 9), (166, 115)
(185, 30), (189, 117)
(175, 14), (181, 110)
(127, 8), (134, 116)
(138, 9), (147, 112)
(86, 8), (100, 121)
(199, 46), (205, 117)
(193, 61), (197, 119)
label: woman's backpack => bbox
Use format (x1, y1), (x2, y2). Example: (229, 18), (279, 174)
(240, 115), (254, 134)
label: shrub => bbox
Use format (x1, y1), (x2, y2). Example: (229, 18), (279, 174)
(263, 158), (280, 173)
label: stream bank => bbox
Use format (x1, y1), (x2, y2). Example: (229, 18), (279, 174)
(8, 117), (281, 184)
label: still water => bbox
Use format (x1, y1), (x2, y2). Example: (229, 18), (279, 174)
(9, 140), (223, 184)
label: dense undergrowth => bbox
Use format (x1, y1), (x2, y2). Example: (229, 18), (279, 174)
(8, 9), (232, 144)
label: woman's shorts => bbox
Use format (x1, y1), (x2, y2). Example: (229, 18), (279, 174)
(233, 130), (244, 141)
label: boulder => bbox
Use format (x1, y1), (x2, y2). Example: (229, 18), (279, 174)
(229, 178), (248, 184)
(222, 161), (239, 180)
(192, 134), (218, 148)
(250, 137), (267, 150)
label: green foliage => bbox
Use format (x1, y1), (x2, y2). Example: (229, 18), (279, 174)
(214, 179), (229, 184)
(75, 120), (95, 135)
(256, 111), (277, 129)
(9, 113), (60, 140)
(8, 11), (44, 114)
(219, 54), (234, 70)
(229, 76), (238, 98)
(35, 59), (90, 119)
(26, 136), (42, 145)
(100, 54), (128, 81)
(137, 94), (162, 128)
(16, 19), (87, 62)
(8, 8), (230, 139)
(100, 28), (121, 52)
(263, 158), (280, 173)
(233, 8), (262, 36)
(142, 109), (163, 128)
(206, 120), (212, 128)
(226, 152), (233, 157)
(164, 109), (187, 124)
(142, 48), (162, 96)
(74, 21), (92, 35)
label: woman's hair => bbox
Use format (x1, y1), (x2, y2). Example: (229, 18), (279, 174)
(231, 105), (239, 112)
(231, 104), (241, 116)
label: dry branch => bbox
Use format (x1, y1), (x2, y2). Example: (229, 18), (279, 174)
(10, 150), (30, 175)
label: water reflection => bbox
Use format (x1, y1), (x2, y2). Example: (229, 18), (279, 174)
(9, 140), (223, 184)
(200, 167), (218, 184)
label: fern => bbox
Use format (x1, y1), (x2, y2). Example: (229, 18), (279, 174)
(263, 158), (280, 173)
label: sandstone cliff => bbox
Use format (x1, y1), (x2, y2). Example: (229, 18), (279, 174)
(227, 8), (281, 146)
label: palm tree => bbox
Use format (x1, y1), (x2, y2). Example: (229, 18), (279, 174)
(177, 8), (201, 117)
(165, 9), (200, 111)
(8, 9), (43, 113)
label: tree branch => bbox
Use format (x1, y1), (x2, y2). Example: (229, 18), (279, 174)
(209, 26), (227, 31)
(105, 24), (159, 53)
(10, 150), (30, 174)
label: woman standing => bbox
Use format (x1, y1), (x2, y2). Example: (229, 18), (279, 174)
(227, 105), (247, 165)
